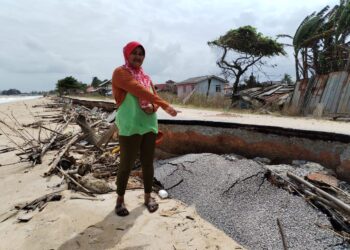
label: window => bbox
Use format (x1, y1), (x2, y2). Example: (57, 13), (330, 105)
(216, 85), (221, 92)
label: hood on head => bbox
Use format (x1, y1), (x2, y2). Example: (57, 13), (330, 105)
(123, 41), (145, 65)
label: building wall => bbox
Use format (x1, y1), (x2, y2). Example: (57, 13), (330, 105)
(289, 71), (350, 116)
(177, 78), (227, 97)
(177, 83), (195, 97)
(195, 78), (226, 96)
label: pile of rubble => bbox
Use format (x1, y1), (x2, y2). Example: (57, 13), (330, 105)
(234, 84), (294, 113)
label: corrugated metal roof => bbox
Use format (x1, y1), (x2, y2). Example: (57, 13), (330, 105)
(237, 83), (294, 109)
(176, 75), (228, 85)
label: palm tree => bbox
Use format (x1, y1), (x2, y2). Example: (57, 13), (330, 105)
(279, 1), (350, 80)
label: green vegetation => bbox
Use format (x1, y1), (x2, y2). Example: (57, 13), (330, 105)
(1, 89), (21, 95)
(56, 76), (87, 96)
(279, 0), (350, 80)
(91, 76), (102, 88)
(208, 25), (286, 98)
(281, 73), (293, 84)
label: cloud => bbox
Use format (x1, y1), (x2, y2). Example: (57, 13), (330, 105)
(0, 0), (341, 91)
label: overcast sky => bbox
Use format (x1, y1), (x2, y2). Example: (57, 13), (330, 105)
(0, 0), (339, 92)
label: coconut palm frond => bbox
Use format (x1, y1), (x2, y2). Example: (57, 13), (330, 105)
(326, 4), (339, 19)
(317, 5), (330, 17)
(293, 5), (333, 50)
(300, 28), (335, 47)
(293, 11), (316, 41)
(293, 16), (323, 50)
(277, 34), (293, 39)
(336, 1), (350, 40)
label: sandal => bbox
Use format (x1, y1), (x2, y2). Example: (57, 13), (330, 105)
(144, 197), (159, 213)
(115, 203), (129, 216)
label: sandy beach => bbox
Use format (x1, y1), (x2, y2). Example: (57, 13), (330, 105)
(0, 97), (243, 250)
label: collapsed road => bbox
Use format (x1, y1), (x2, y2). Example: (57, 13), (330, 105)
(68, 97), (350, 183)
(155, 153), (349, 249)
(65, 97), (350, 249)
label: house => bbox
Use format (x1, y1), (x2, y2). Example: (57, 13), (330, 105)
(154, 80), (176, 94)
(97, 79), (112, 96)
(86, 86), (97, 93)
(175, 75), (228, 98)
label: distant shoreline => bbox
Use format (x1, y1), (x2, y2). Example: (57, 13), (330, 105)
(0, 95), (43, 105)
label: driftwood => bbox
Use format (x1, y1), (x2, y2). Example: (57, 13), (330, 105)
(40, 117), (73, 161)
(39, 125), (63, 135)
(0, 147), (16, 154)
(96, 124), (117, 148)
(35, 115), (62, 119)
(17, 191), (62, 211)
(76, 115), (99, 148)
(277, 218), (288, 250)
(70, 195), (105, 201)
(0, 191), (64, 223)
(44, 134), (80, 176)
(287, 172), (350, 215)
(56, 167), (95, 197)
(76, 115), (114, 150)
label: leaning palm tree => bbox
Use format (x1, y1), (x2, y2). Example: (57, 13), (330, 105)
(293, 6), (330, 79)
(283, 1), (350, 81)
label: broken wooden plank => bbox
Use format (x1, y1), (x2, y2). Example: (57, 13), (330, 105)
(287, 172), (350, 215)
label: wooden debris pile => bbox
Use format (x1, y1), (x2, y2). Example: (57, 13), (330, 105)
(266, 168), (350, 240)
(1, 98), (149, 198)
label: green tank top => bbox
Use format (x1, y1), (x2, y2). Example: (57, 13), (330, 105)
(115, 91), (158, 136)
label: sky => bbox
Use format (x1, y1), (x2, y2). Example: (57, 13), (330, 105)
(0, 0), (340, 92)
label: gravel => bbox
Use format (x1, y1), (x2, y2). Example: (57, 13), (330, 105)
(155, 153), (348, 250)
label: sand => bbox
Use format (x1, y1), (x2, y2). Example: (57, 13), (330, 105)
(0, 98), (243, 250)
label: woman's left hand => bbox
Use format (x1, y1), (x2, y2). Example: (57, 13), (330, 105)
(142, 104), (154, 114)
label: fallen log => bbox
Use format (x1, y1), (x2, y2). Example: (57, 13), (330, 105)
(287, 172), (350, 215)
(76, 114), (100, 149)
(96, 124), (117, 148)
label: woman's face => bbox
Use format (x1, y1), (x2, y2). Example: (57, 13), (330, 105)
(128, 46), (145, 68)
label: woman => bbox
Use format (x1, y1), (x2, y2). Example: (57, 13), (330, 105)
(112, 41), (177, 216)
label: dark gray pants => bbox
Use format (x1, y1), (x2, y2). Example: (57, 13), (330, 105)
(116, 132), (156, 196)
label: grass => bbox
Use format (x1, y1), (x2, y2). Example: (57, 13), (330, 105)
(158, 92), (232, 111)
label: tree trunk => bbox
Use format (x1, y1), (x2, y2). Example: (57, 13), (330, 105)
(346, 53), (350, 72)
(302, 49), (308, 79)
(295, 52), (300, 81)
(231, 76), (241, 104)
